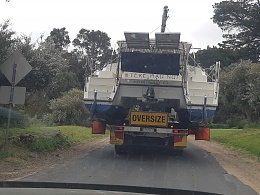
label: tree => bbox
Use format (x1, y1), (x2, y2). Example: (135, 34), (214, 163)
(0, 19), (17, 86)
(48, 71), (81, 99)
(20, 37), (81, 117)
(0, 19), (17, 63)
(73, 29), (113, 79)
(22, 37), (69, 93)
(49, 27), (70, 50)
(194, 46), (240, 68)
(212, 0), (260, 62)
(63, 50), (85, 89)
(218, 60), (260, 123)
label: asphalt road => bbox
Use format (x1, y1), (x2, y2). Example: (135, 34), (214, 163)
(22, 142), (257, 195)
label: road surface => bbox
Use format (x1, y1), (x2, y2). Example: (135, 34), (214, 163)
(22, 142), (257, 195)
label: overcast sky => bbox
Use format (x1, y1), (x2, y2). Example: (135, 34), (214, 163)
(0, 0), (224, 50)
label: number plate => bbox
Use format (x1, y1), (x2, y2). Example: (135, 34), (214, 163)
(141, 128), (155, 132)
(130, 111), (168, 127)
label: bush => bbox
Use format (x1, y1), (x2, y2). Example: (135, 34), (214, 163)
(209, 123), (229, 129)
(226, 116), (248, 129)
(41, 113), (56, 126)
(24, 90), (50, 118)
(48, 88), (90, 126)
(243, 121), (260, 129)
(27, 116), (46, 127)
(28, 135), (69, 152)
(0, 106), (30, 128)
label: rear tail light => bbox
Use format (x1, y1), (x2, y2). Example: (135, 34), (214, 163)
(110, 126), (124, 131)
(173, 130), (179, 133)
(118, 126), (124, 130)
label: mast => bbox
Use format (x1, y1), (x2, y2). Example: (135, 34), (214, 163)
(161, 6), (169, 33)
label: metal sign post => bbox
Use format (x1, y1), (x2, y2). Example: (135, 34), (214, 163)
(0, 51), (32, 156)
(3, 63), (17, 156)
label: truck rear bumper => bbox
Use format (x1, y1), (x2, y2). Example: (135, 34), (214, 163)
(108, 125), (188, 136)
(109, 126), (188, 148)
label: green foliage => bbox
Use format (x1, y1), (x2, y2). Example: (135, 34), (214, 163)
(0, 126), (107, 156)
(219, 61), (260, 122)
(73, 29), (113, 78)
(0, 19), (17, 86)
(0, 106), (30, 128)
(0, 150), (15, 160)
(225, 116), (248, 129)
(48, 89), (90, 126)
(0, 20), (114, 123)
(0, 19), (16, 64)
(6, 126), (106, 144)
(212, 0), (260, 62)
(211, 118), (248, 129)
(23, 38), (69, 96)
(243, 121), (260, 129)
(48, 71), (81, 99)
(55, 126), (106, 143)
(49, 27), (70, 50)
(65, 51), (87, 88)
(211, 129), (260, 158)
(28, 135), (70, 152)
(194, 46), (240, 68)
(209, 123), (229, 129)
(23, 90), (50, 119)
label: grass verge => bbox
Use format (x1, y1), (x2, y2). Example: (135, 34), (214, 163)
(0, 126), (108, 157)
(211, 128), (260, 159)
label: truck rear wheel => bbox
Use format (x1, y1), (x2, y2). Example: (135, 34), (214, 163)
(115, 145), (125, 155)
(174, 148), (184, 156)
(175, 149), (183, 155)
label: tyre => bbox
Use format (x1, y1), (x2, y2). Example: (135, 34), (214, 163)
(175, 149), (184, 156)
(115, 145), (125, 155)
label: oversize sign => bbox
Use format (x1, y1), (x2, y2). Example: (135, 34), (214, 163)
(130, 111), (168, 127)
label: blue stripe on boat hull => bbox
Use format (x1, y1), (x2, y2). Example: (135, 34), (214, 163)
(85, 104), (127, 124)
(86, 104), (216, 126)
(177, 109), (216, 125)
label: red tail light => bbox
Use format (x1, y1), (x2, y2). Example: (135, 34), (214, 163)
(173, 130), (179, 133)
(118, 126), (124, 130)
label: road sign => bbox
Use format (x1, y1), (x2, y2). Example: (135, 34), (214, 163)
(0, 51), (32, 85)
(0, 86), (26, 105)
(0, 51), (32, 156)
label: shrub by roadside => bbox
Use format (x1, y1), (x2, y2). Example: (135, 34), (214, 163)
(28, 136), (70, 152)
(46, 89), (91, 126)
(0, 126), (108, 159)
(0, 106), (30, 129)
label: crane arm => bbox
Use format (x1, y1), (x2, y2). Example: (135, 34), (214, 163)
(161, 6), (169, 33)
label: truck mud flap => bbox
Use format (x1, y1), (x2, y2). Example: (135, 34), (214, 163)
(92, 120), (106, 134)
(174, 135), (187, 147)
(195, 127), (210, 140)
(110, 131), (124, 145)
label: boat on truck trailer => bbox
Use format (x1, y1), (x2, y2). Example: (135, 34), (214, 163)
(83, 6), (220, 154)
